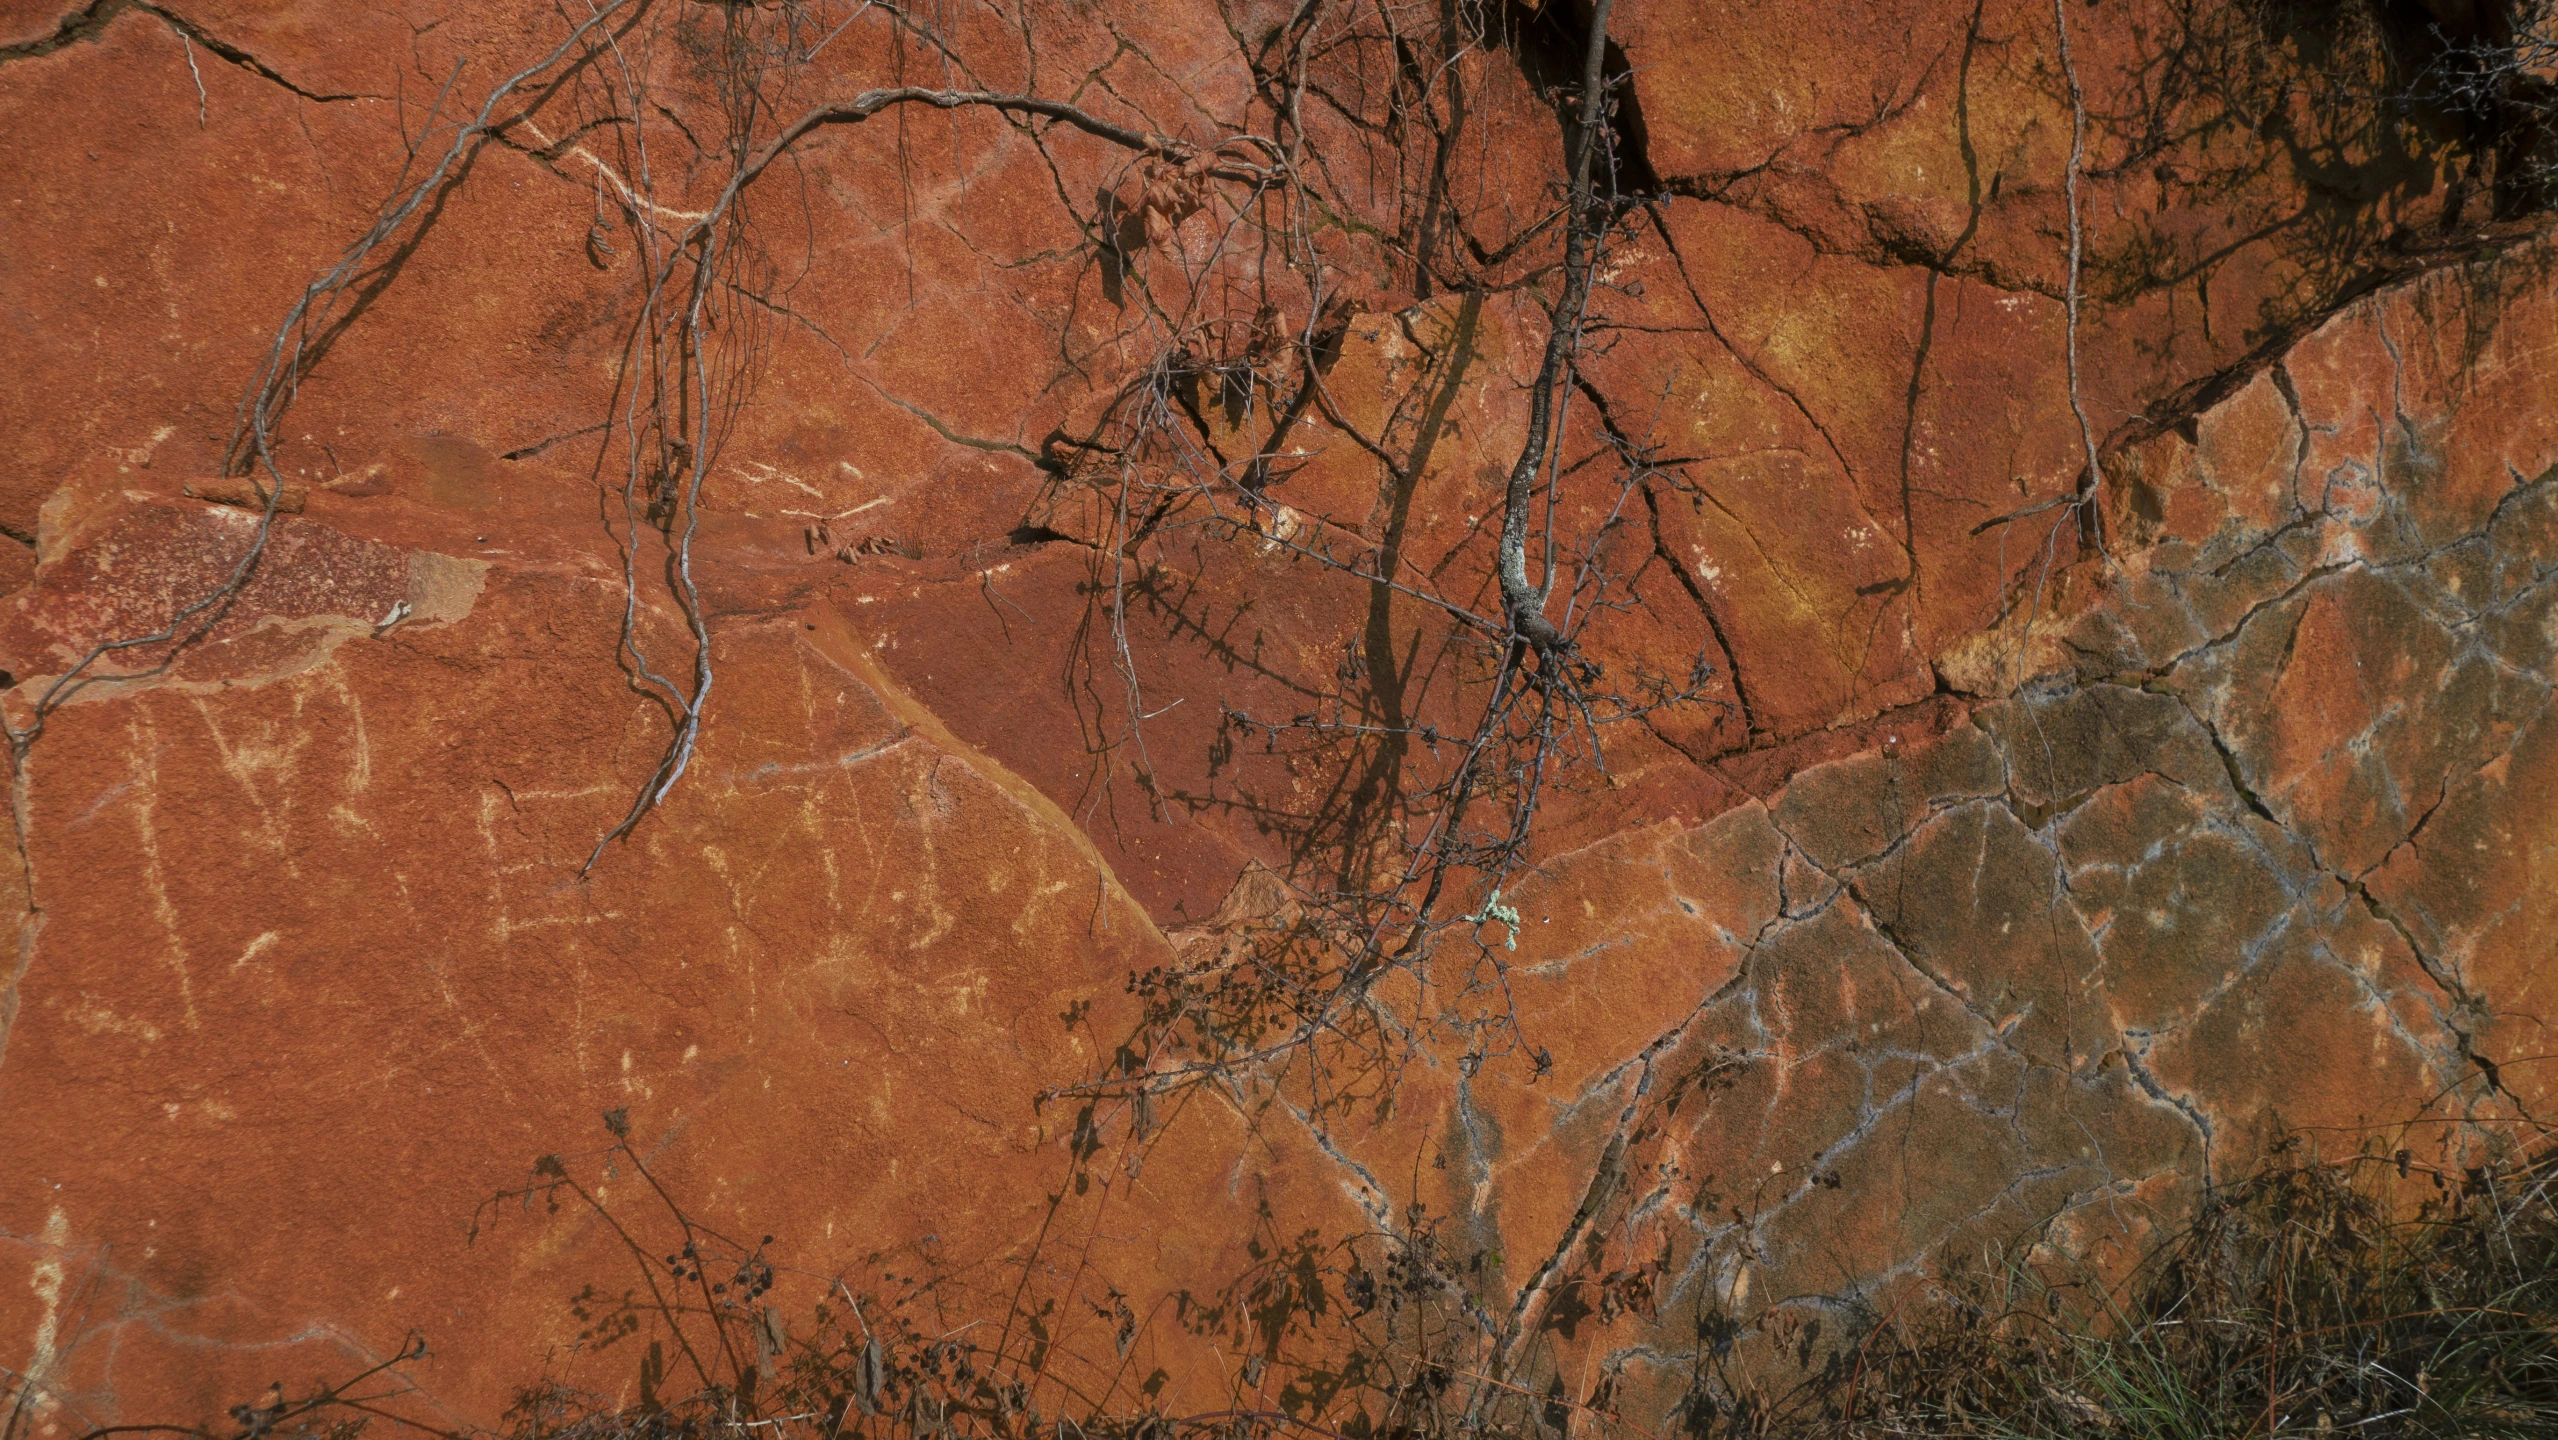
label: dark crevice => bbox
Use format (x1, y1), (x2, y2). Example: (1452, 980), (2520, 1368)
(501, 423), (610, 462)
(2117, 1041), (2219, 1186)
(1496, 0), (1660, 199)
(145, 3), (378, 103)
(2165, 690), (2284, 832)
(1005, 524), (1083, 548)
(0, 0), (129, 61)
(3, 0), (377, 102)
(1640, 480), (1761, 740)
(1863, 909), (2003, 1036)
(2143, 560), (2349, 679)
(862, 380), (1042, 463)
(2105, 228), (2544, 456)
(2344, 873), (2518, 1108)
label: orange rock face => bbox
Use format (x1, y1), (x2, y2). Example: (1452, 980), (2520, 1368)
(2, 0), (2551, 1430)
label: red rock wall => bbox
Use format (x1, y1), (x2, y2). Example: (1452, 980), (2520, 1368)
(2, 0), (2551, 1428)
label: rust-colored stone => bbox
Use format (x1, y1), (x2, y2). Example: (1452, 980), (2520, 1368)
(3, 0), (2553, 1430)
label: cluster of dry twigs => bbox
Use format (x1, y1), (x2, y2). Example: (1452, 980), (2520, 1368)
(32, 1118), (2553, 1440)
(1023, 0), (1726, 1136)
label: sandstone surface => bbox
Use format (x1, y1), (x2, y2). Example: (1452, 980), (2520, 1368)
(2, 0), (2551, 1430)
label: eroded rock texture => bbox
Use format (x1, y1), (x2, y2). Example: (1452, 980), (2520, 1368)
(1, 0), (2551, 1430)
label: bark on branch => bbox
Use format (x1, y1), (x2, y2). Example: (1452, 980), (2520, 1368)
(1494, 0), (1616, 662)
(707, 87), (1242, 240)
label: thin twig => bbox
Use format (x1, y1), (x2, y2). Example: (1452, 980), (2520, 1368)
(2053, 0), (2107, 559)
